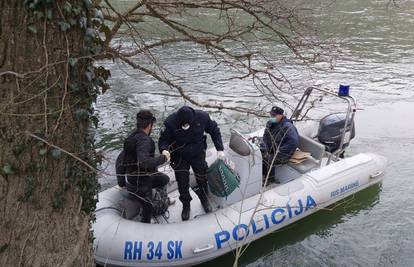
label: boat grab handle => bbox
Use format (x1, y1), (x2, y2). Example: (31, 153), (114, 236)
(193, 244), (215, 254)
(370, 171), (384, 179)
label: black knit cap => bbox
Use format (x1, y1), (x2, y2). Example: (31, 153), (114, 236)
(177, 106), (195, 126)
(136, 109), (156, 129)
(270, 106), (284, 116)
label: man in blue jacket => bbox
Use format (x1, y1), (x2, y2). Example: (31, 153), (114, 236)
(122, 110), (170, 223)
(159, 106), (225, 221)
(262, 106), (299, 184)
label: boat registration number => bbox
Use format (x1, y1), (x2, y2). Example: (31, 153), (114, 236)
(123, 240), (183, 261)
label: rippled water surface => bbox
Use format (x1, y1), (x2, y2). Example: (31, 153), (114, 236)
(96, 0), (414, 266)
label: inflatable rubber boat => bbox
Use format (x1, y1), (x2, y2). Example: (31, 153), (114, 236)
(93, 87), (387, 266)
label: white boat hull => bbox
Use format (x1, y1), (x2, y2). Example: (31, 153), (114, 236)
(93, 152), (386, 266)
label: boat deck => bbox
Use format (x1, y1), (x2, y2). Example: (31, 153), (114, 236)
(124, 155), (334, 224)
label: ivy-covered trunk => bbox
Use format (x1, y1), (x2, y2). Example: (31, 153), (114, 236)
(0, 1), (107, 265)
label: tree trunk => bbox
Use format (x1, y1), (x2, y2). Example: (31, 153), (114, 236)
(0, 1), (100, 266)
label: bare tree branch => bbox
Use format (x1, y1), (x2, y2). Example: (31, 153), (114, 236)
(114, 49), (267, 117)
(99, 0), (336, 116)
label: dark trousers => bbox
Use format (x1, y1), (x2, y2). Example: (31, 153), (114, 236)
(262, 153), (290, 182)
(171, 152), (209, 205)
(127, 172), (169, 223)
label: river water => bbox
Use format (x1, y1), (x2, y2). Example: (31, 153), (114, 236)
(95, 0), (414, 266)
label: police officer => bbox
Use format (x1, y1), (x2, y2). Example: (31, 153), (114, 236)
(262, 106), (299, 183)
(122, 110), (170, 223)
(159, 106), (225, 221)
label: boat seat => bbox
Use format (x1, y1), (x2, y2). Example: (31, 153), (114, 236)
(229, 130), (251, 156)
(288, 135), (325, 173)
(297, 134), (325, 160)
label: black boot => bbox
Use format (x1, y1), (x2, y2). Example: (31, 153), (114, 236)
(193, 185), (211, 213)
(181, 203), (191, 221)
(200, 199), (212, 213)
(140, 205), (152, 223)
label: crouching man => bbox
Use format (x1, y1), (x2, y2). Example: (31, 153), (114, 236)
(122, 110), (170, 223)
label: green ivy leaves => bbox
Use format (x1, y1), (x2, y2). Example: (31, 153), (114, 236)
(2, 163), (14, 175)
(58, 21), (71, 32)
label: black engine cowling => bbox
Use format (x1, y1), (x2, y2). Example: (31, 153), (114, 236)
(317, 113), (355, 153)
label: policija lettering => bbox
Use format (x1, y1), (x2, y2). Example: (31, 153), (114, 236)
(215, 195), (317, 249)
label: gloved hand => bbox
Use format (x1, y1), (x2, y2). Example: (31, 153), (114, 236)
(162, 150), (171, 162)
(217, 151), (226, 160)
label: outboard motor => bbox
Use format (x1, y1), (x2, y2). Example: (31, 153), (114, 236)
(317, 113), (355, 154)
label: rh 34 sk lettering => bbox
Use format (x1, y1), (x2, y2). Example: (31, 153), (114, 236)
(124, 240), (183, 261)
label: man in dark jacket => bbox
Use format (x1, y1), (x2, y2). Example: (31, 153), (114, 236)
(262, 106), (299, 183)
(159, 106), (224, 221)
(122, 110), (170, 223)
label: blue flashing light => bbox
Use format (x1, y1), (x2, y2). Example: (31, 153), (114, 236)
(338, 84), (350, 96)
